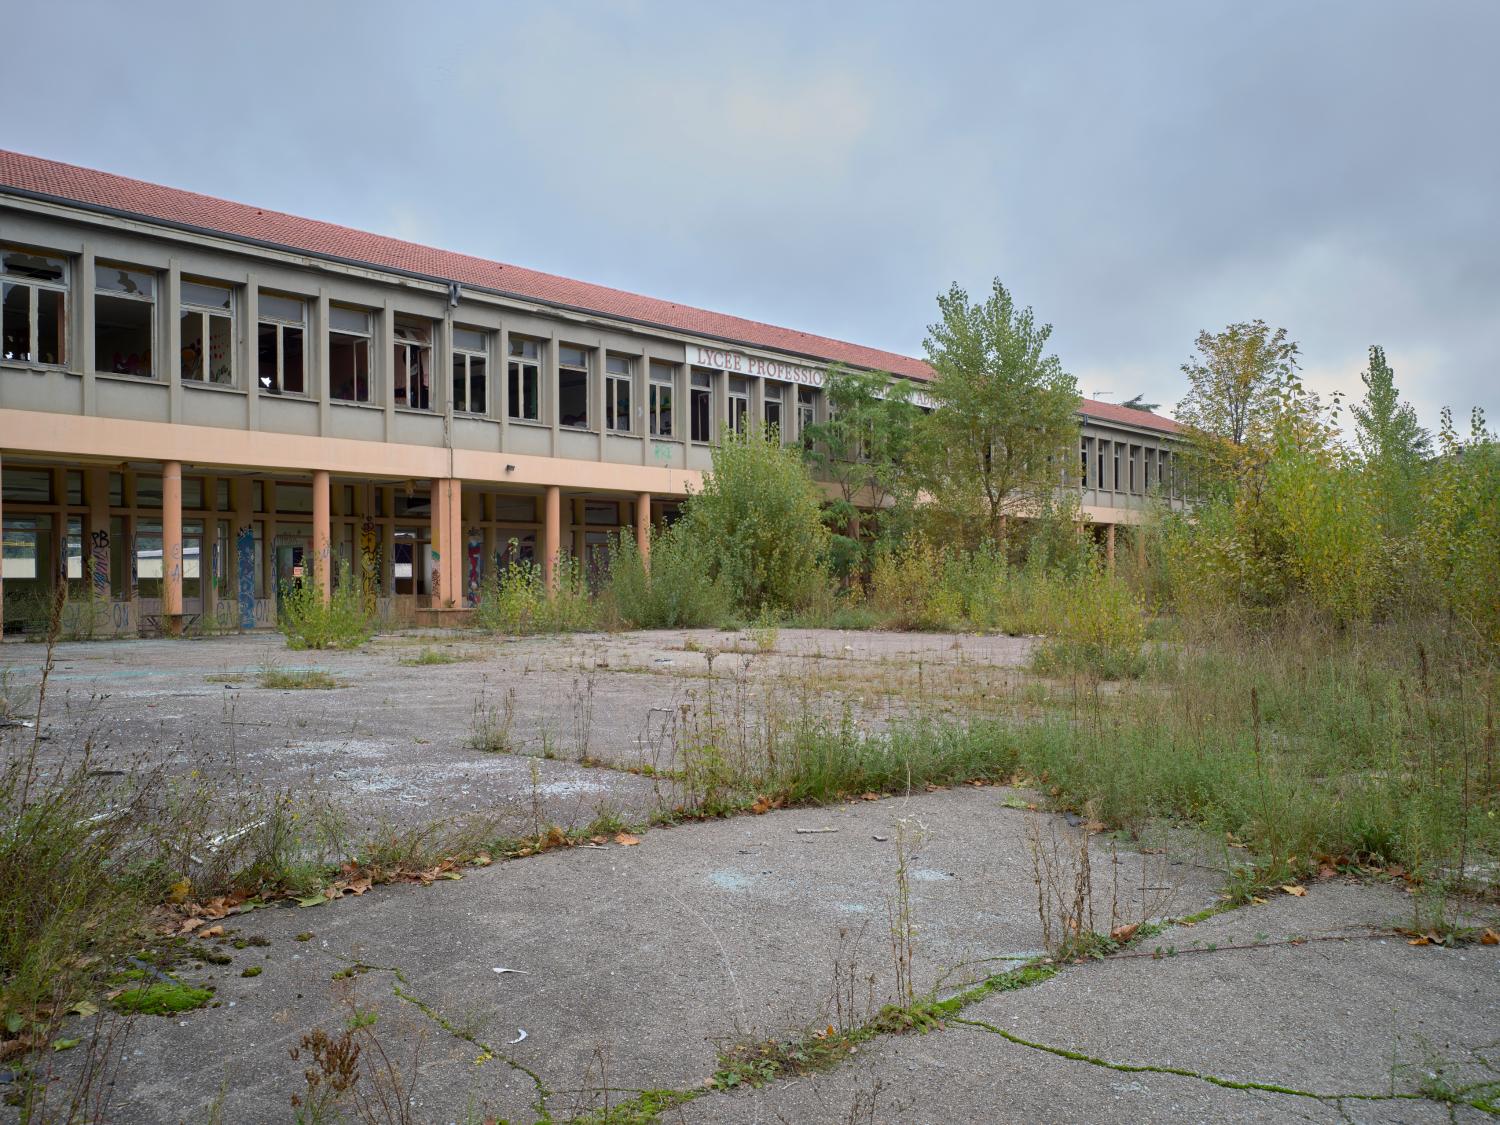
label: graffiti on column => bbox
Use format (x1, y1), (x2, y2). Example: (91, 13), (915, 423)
(466, 531), (482, 607)
(359, 520), (379, 614)
(236, 524), (256, 630)
(90, 528), (111, 601)
(430, 548), (441, 603)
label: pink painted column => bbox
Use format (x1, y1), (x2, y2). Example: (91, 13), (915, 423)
(542, 485), (561, 594)
(163, 461), (183, 629)
(312, 469), (331, 605)
(635, 491), (651, 571)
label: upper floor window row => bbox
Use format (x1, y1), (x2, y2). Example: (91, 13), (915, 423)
(2, 246), (68, 366)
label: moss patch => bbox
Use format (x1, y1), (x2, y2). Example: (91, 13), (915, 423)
(110, 982), (213, 1016)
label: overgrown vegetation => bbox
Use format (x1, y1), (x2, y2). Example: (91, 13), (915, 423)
(279, 561), (376, 650)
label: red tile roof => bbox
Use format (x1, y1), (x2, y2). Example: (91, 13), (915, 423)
(1, 149), (1181, 435)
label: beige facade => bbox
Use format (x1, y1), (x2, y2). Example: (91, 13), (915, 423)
(2, 173), (1184, 634)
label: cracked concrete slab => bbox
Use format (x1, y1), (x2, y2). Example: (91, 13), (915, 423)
(35, 786), (1219, 1124)
(682, 882), (1500, 1124)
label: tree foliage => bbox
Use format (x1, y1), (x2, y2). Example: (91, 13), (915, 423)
(919, 279), (1079, 549)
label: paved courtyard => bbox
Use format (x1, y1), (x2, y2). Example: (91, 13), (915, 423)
(2, 630), (1497, 1123)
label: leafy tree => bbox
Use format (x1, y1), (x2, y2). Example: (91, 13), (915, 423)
(1176, 321), (1301, 445)
(919, 279), (1079, 550)
(802, 365), (922, 574)
(677, 430), (830, 615)
(1351, 345), (1430, 467)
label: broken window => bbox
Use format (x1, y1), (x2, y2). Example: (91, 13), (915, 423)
(2, 245), (68, 366)
(605, 354), (632, 433)
(797, 386), (817, 448)
(258, 291), (306, 394)
(180, 279), (234, 385)
(727, 376), (749, 435)
(763, 382), (783, 435)
(393, 316), (433, 410)
(329, 304), (371, 403)
(558, 345), (589, 428)
(690, 369), (713, 443)
(649, 362), (675, 438)
(452, 326), (488, 414)
(95, 263), (155, 377)
(508, 336), (541, 421)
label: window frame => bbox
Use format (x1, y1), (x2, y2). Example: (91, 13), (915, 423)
(179, 277), (236, 386)
(727, 375), (749, 435)
(605, 353), (632, 433)
(1, 245), (69, 367)
(507, 336), (542, 422)
(94, 261), (157, 379)
(690, 368), (713, 444)
(452, 326), (489, 416)
(257, 290), (307, 396)
(328, 303), (373, 404)
(649, 362), (675, 438)
(557, 344), (590, 429)
(763, 381), (784, 435)
(392, 315), (434, 411)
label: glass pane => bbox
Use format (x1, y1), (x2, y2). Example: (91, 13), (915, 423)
(452, 354), (467, 412)
(2, 282), (29, 361)
(453, 327), (486, 352)
(259, 292), (304, 322)
(558, 345), (587, 368)
(284, 327), (305, 393)
(207, 314), (233, 384)
(523, 369), (538, 420)
(692, 370), (712, 388)
(330, 334), (369, 401)
(258, 323), (278, 389)
(95, 264), (154, 298)
(329, 305), (369, 334)
(137, 475), (163, 508)
(2, 469), (51, 503)
(650, 362), (674, 384)
(95, 293), (154, 376)
(36, 287), (65, 365)
(606, 354), (630, 375)
(180, 310), (205, 379)
(182, 279), (232, 309)
(559, 369), (588, 427)
(509, 336), (539, 359)
(2, 517), (40, 581)
(729, 376), (748, 395)
(3, 247), (66, 283)
(470, 356), (486, 414)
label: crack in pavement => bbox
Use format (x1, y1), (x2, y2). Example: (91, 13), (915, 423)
(324, 953), (554, 1121)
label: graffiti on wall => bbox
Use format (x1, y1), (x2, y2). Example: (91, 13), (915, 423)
(236, 524), (256, 630)
(90, 528), (111, 601)
(466, 531), (482, 607)
(360, 520), (379, 614)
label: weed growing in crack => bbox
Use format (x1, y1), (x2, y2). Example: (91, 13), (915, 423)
(886, 817), (926, 1008)
(466, 686), (516, 754)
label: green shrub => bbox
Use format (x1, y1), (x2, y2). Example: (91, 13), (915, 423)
(675, 431), (831, 616)
(1029, 569), (1147, 679)
(601, 527), (734, 629)
(278, 561), (375, 650)
(472, 547), (596, 635)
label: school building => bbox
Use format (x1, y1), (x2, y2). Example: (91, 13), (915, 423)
(0, 150), (1184, 634)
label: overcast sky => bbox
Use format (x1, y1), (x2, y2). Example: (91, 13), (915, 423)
(8, 0), (1496, 431)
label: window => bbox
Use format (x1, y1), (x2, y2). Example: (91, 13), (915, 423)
(392, 316), (433, 410)
(727, 376), (749, 435)
(764, 383), (783, 434)
(1097, 440), (1107, 491)
(1112, 442), (1122, 491)
(649, 362), (675, 437)
(258, 292), (306, 394)
(797, 386), (817, 447)
(95, 263), (155, 377)
(452, 326), (488, 414)
(690, 368), (712, 443)
(1129, 444), (1140, 493)
(180, 279), (234, 385)
(1080, 437), (1091, 487)
(558, 345), (589, 428)
(2, 246), (67, 366)
(508, 337), (541, 421)
(329, 305), (371, 402)
(605, 354), (632, 433)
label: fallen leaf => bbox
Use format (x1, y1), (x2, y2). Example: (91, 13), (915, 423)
(200, 925), (224, 938)
(1408, 935), (1431, 946)
(52, 1038), (81, 1052)
(614, 833), (640, 847)
(1083, 820), (1107, 833)
(1317, 865), (1338, 879)
(1109, 922), (1139, 943)
(1480, 930), (1498, 946)
(298, 894), (329, 908)
(1281, 885), (1307, 897)
(861, 793), (880, 801)
(68, 1001), (98, 1018)
(750, 797), (771, 815)
(470, 853), (493, 867)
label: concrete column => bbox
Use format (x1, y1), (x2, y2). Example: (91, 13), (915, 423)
(231, 478), (254, 629)
(635, 491), (651, 570)
(380, 486), (395, 596)
(594, 342), (607, 460)
(1106, 523), (1116, 573)
(428, 479), (464, 608)
(542, 485), (561, 593)
(430, 479), (446, 606)
(86, 467), (111, 602)
(80, 246), (97, 416)
(163, 461), (183, 629)
(166, 259), (182, 424)
(312, 469), (331, 605)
